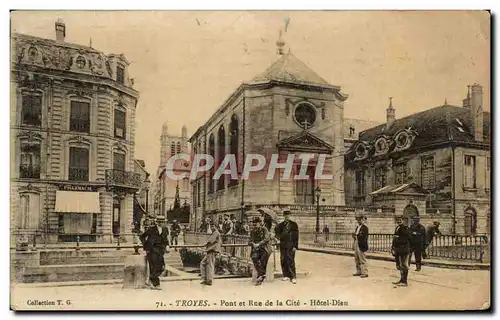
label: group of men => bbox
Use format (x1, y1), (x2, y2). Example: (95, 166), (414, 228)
(199, 214), (251, 236)
(353, 215), (441, 286)
(200, 210), (299, 287)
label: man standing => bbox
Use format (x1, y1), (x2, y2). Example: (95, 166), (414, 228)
(200, 223), (221, 286)
(249, 216), (272, 286)
(391, 216), (411, 287)
(323, 225), (330, 243)
(352, 215), (369, 278)
(140, 216), (170, 290)
(425, 221), (442, 257)
(274, 210), (299, 284)
(409, 216), (426, 271)
(170, 220), (181, 251)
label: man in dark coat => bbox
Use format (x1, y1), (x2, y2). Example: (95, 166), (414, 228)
(323, 225), (330, 242)
(275, 210), (299, 284)
(352, 215), (369, 278)
(170, 220), (181, 251)
(249, 216), (272, 286)
(409, 216), (426, 271)
(140, 216), (170, 290)
(391, 216), (411, 287)
(425, 221), (442, 253)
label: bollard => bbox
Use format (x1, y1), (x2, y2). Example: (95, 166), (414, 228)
(76, 233), (80, 251)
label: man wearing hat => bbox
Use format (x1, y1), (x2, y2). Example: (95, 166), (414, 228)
(248, 216), (272, 286)
(274, 210), (299, 284)
(140, 216), (170, 290)
(425, 221), (442, 255)
(200, 222), (221, 286)
(409, 216), (426, 271)
(391, 216), (412, 287)
(170, 220), (182, 251)
(352, 215), (369, 278)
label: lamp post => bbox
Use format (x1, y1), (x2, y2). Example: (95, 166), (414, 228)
(315, 186), (321, 243)
(144, 176), (151, 215)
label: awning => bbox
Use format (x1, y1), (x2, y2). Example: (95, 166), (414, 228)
(55, 191), (101, 213)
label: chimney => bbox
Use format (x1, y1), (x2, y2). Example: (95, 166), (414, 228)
(462, 85), (471, 107)
(386, 97), (395, 129)
(470, 84), (484, 142)
(55, 19), (66, 42)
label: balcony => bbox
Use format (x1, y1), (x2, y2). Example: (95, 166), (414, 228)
(19, 165), (40, 179)
(105, 169), (142, 191)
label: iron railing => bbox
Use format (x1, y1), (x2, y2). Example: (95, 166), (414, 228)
(105, 169), (142, 190)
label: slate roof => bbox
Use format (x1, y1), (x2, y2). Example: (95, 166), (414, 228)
(357, 105), (490, 150)
(249, 52), (335, 89)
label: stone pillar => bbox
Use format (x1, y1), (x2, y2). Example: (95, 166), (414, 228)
(123, 253), (148, 289)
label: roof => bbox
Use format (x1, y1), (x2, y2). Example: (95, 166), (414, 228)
(344, 118), (382, 140)
(135, 159), (146, 167)
(370, 183), (427, 196)
(356, 104), (490, 150)
(249, 52), (337, 89)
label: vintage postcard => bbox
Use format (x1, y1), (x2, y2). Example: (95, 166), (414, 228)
(9, 10), (491, 311)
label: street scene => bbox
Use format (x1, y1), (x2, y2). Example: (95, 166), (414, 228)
(9, 11), (491, 311)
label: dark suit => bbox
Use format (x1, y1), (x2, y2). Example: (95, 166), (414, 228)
(275, 220), (299, 280)
(353, 224), (369, 275)
(409, 223), (426, 268)
(140, 225), (169, 287)
(392, 224), (411, 284)
(249, 226), (272, 281)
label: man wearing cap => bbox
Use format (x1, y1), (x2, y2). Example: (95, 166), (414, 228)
(140, 216), (170, 290)
(391, 216), (411, 287)
(200, 223), (221, 286)
(170, 220), (181, 251)
(249, 216), (272, 286)
(409, 216), (426, 271)
(352, 215), (369, 278)
(274, 210), (299, 284)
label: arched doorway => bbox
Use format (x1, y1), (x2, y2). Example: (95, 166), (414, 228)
(464, 206), (477, 235)
(403, 202), (419, 226)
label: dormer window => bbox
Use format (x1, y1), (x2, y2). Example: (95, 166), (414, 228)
(349, 126), (355, 137)
(117, 65), (125, 84)
(76, 56), (86, 69)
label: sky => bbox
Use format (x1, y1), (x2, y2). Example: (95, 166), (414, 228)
(10, 11), (490, 176)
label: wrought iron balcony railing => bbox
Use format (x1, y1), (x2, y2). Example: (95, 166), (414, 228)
(105, 169), (142, 190)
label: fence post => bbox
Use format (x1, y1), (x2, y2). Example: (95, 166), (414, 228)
(117, 235), (121, 250)
(76, 233), (80, 251)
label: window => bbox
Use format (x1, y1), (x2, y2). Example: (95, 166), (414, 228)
(373, 167), (386, 190)
(76, 56), (86, 69)
(229, 115), (239, 186)
(421, 156), (436, 190)
(117, 66), (125, 84)
(113, 152), (125, 171)
(464, 155), (477, 189)
(217, 126), (226, 191)
(19, 194), (30, 229)
(21, 94), (42, 126)
(486, 157), (490, 190)
(20, 143), (41, 179)
(70, 101), (90, 133)
(176, 142), (181, 154)
(355, 170), (365, 196)
(114, 108), (126, 139)
(394, 162), (408, 184)
(294, 103), (316, 129)
(17, 192), (41, 230)
(170, 142), (176, 155)
(69, 147), (89, 181)
(295, 165), (315, 204)
(349, 126), (355, 137)
(196, 180), (201, 207)
(208, 134), (215, 194)
(182, 177), (189, 192)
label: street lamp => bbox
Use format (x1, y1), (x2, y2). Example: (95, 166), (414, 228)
(144, 175), (151, 215)
(315, 186), (321, 242)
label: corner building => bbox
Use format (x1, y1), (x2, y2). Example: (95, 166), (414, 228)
(10, 20), (140, 244)
(190, 52), (348, 227)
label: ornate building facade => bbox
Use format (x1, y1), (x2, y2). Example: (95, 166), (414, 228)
(10, 20), (141, 244)
(344, 85), (490, 234)
(154, 123), (191, 218)
(189, 49), (348, 229)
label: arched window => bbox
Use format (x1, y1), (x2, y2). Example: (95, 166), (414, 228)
(208, 134), (215, 194)
(217, 125), (226, 191)
(464, 207), (477, 235)
(229, 115), (239, 186)
(403, 202), (419, 226)
(170, 142), (176, 155)
(177, 142), (181, 154)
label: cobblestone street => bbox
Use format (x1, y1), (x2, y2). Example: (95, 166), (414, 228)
(12, 251), (490, 311)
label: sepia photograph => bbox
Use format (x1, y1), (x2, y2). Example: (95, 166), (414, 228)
(8, 9), (491, 311)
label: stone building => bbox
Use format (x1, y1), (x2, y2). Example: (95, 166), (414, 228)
(10, 20), (141, 244)
(154, 123), (191, 218)
(344, 118), (381, 150)
(189, 48), (348, 230)
(344, 85), (490, 234)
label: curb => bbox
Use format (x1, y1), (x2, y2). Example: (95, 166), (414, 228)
(300, 247), (490, 270)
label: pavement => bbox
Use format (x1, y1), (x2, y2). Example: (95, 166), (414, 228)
(11, 251), (490, 311)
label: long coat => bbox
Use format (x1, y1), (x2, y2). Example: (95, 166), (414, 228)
(409, 223), (426, 249)
(392, 224), (411, 253)
(275, 220), (299, 250)
(140, 226), (170, 254)
(355, 224), (369, 252)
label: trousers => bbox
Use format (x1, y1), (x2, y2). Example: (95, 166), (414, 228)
(354, 240), (368, 275)
(146, 251), (164, 287)
(280, 246), (296, 279)
(200, 252), (216, 282)
(252, 250), (270, 278)
(410, 248), (423, 265)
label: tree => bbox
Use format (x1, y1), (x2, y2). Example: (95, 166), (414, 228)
(173, 183), (181, 210)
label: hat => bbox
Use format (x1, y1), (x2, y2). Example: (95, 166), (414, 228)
(252, 216), (262, 223)
(433, 221), (440, 225)
(156, 215), (166, 221)
(413, 216), (420, 220)
(283, 210), (291, 215)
